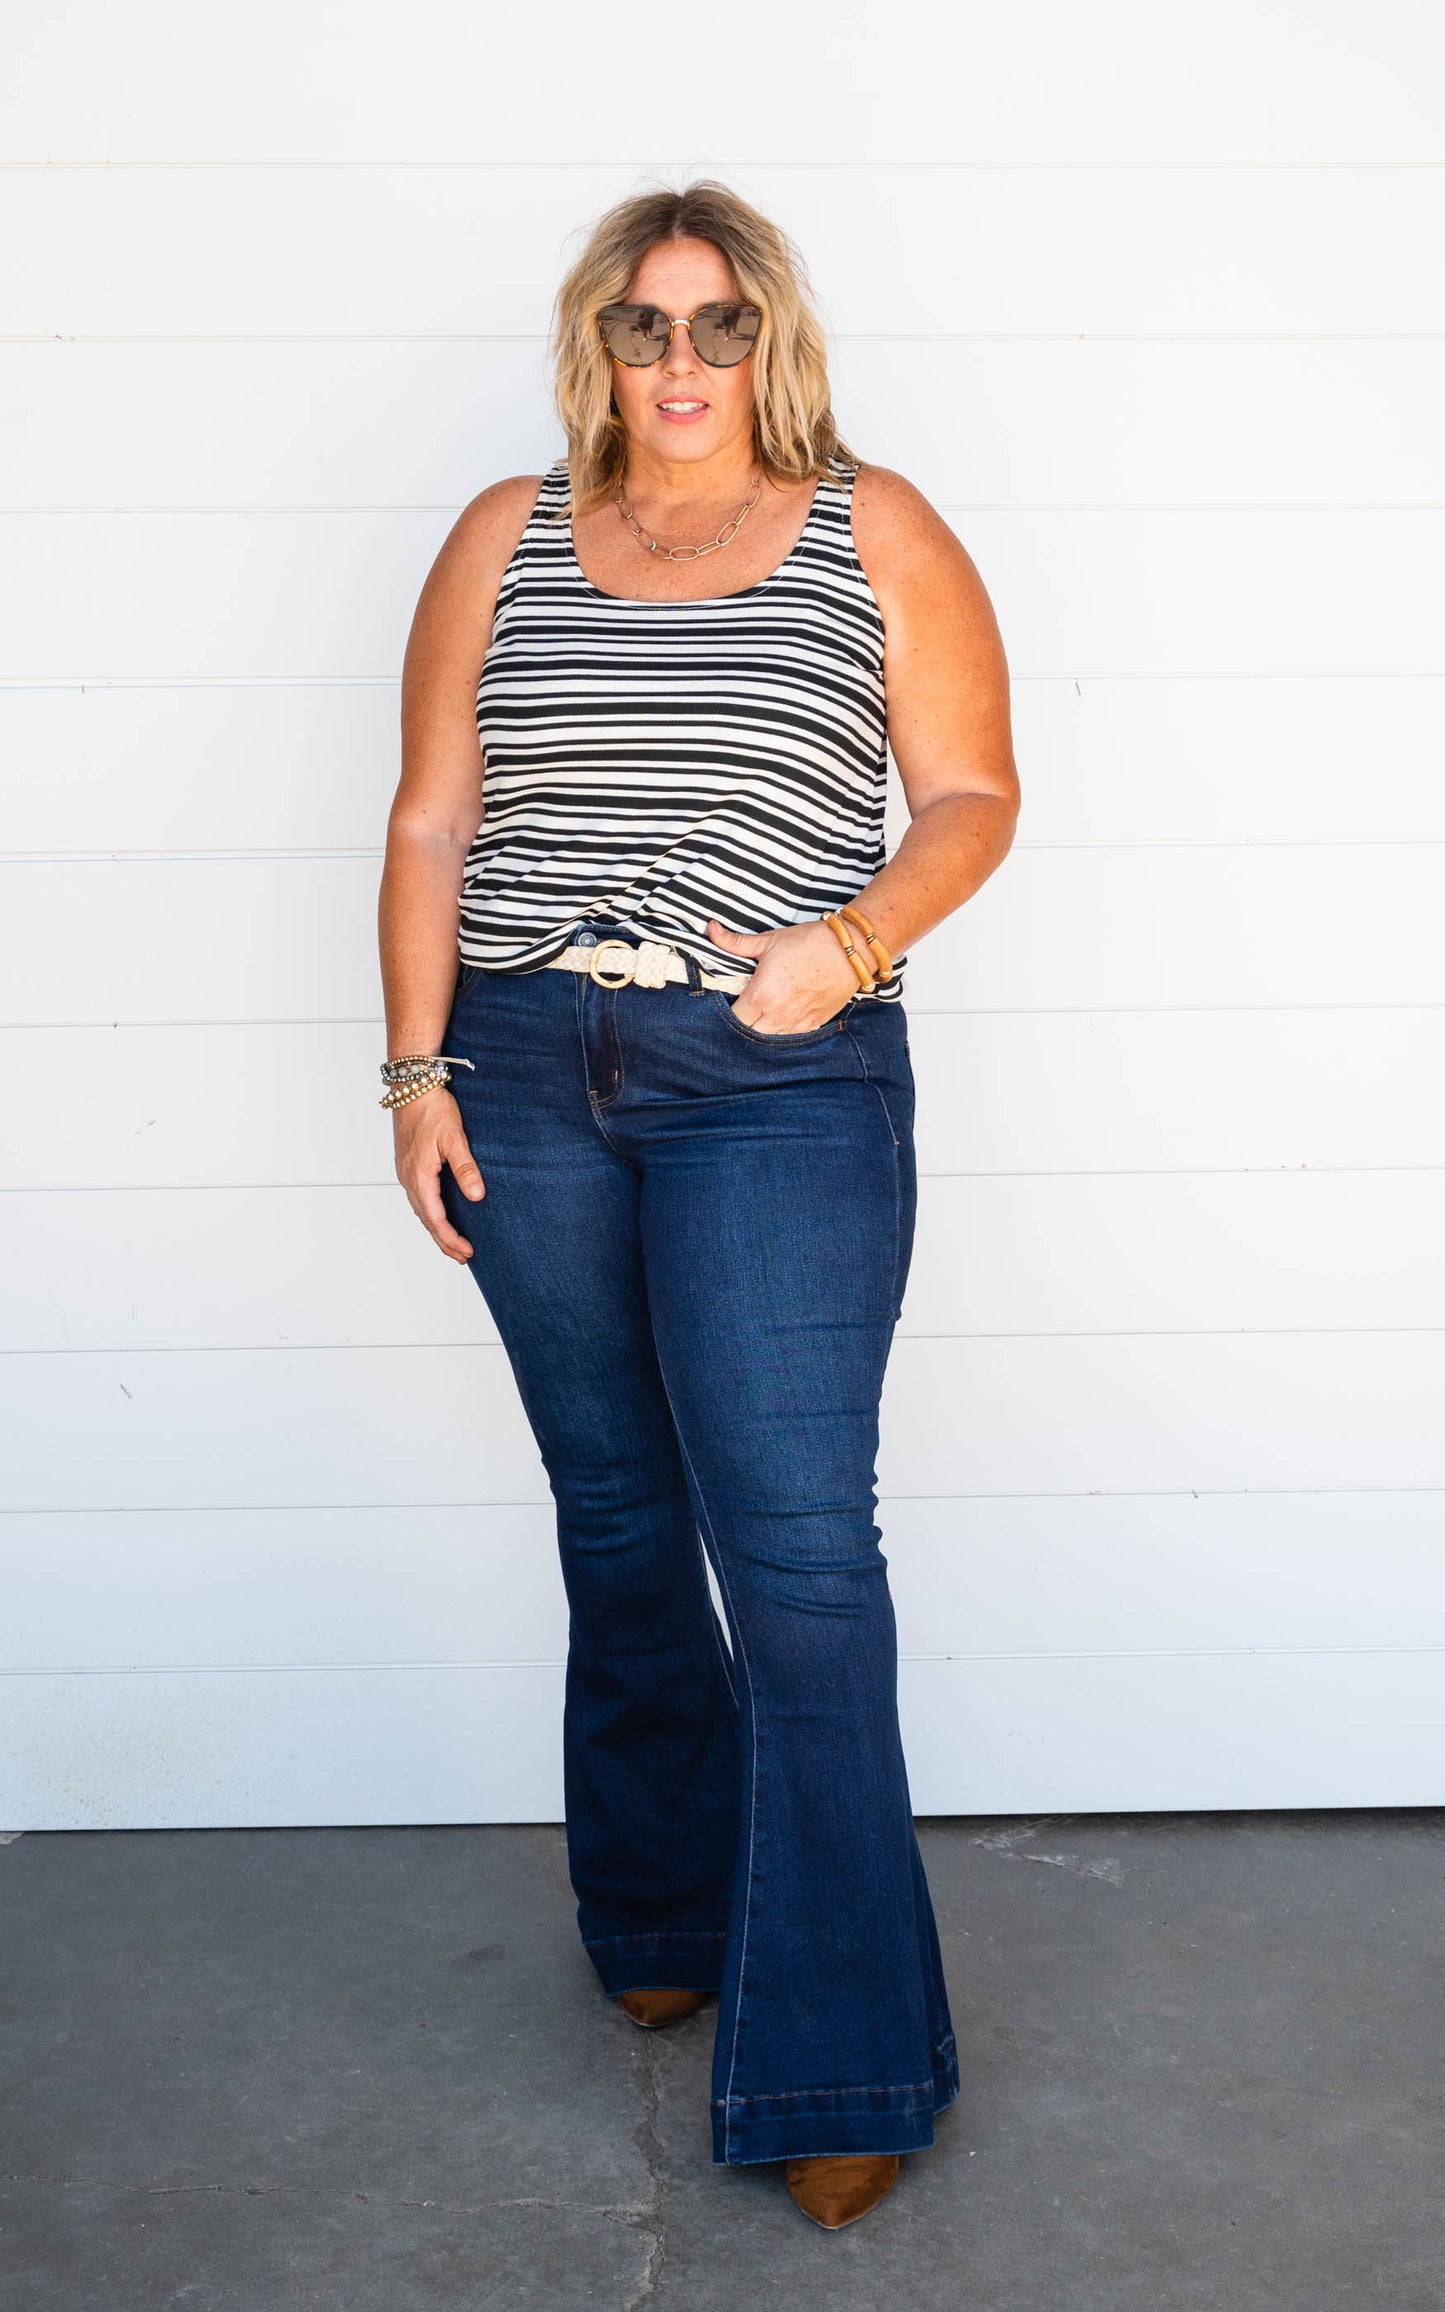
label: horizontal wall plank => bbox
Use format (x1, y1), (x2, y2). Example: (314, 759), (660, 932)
(916, 1009), (1445, 1175)
(926, 843), (1445, 1010)
(2, 1647), (1440, 1830)
(883, 1492), (1445, 1661)
(6, 676), (1443, 854)
(7, 845), (1445, 1023)
(0, 1345), (541, 1512)
(900, 1170), (1445, 1333)
(896, 1648), (1445, 1816)
(1, 1505), (567, 1669)
(4, 1171), (1443, 1353)
(8, 338), (1443, 508)
(1002, 675), (1445, 846)
(0, 682), (402, 853)
(0, 1662), (566, 1828)
(2, 1333), (1440, 1511)
(886, 1332), (1445, 1496)
(4, 164), (1441, 337)
(5, 509), (1441, 681)
(0, 16), (1436, 166)
(3, 1493), (1439, 1671)
(4, 1010), (1442, 1188)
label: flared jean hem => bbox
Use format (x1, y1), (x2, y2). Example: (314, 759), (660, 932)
(585, 1929), (729, 1998)
(709, 2029), (961, 2165)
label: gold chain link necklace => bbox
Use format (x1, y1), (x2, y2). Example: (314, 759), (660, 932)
(613, 467), (764, 561)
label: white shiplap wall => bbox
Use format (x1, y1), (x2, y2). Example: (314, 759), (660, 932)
(2, 3), (1443, 1827)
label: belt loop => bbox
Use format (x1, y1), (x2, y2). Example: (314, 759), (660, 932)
(682, 949), (704, 993)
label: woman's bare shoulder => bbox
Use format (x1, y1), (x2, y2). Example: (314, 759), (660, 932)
(848, 459), (998, 627)
(850, 461), (966, 572)
(439, 472), (552, 586)
(407, 473), (551, 665)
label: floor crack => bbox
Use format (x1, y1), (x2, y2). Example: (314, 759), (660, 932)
(622, 2027), (669, 2311)
(972, 1816), (1124, 1884)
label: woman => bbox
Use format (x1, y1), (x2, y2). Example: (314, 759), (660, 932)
(378, 178), (1018, 2230)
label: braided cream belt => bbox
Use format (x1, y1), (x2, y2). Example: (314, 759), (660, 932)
(543, 936), (751, 993)
(541, 932), (899, 999)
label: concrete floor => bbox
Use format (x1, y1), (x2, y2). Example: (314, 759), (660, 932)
(1, 1810), (1441, 2309)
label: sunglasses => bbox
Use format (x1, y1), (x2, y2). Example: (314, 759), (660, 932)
(597, 300), (762, 369)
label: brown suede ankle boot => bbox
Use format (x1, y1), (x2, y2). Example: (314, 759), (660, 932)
(613, 1988), (708, 2029)
(785, 2153), (901, 2228)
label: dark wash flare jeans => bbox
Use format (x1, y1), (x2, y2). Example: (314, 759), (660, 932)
(438, 924), (959, 2164)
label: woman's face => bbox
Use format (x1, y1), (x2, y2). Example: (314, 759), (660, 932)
(605, 236), (757, 472)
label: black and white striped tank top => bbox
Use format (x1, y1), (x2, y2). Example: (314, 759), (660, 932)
(458, 451), (905, 995)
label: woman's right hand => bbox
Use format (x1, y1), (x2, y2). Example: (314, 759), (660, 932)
(393, 1088), (486, 1262)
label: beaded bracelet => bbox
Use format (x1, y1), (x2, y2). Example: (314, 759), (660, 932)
(378, 1052), (475, 1111)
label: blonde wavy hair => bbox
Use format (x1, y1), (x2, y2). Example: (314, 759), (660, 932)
(551, 177), (858, 514)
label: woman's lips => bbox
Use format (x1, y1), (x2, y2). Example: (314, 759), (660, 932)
(655, 400), (709, 424)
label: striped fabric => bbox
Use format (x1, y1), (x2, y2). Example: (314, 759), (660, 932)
(459, 452), (905, 997)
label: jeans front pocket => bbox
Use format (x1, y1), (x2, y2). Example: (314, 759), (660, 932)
(709, 989), (853, 1047)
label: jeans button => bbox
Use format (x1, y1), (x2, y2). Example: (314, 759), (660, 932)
(574, 929), (598, 949)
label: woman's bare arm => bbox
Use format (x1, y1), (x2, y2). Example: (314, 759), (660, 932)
(379, 474), (542, 1259)
(705, 462), (1020, 1026)
(847, 462), (1020, 948)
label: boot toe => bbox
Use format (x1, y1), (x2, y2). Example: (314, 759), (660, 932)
(785, 2152), (901, 2228)
(614, 1988), (708, 2029)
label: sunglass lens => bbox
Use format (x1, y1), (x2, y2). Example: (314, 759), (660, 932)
(599, 304), (671, 365)
(690, 302), (761, 365)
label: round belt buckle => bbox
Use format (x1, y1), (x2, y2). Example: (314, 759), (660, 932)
(588, 938), (637, 987)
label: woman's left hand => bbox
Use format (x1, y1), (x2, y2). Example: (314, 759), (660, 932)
(705, 916), (862, 1033)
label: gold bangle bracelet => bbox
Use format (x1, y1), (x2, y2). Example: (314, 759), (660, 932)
(822, 910), (878, 992)
(837, 902), (895, 983)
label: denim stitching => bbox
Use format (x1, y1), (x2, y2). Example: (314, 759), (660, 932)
(658, 1411), (759, 2165)
(591, 987), (625, 1110)
(708, 988), (848, 1046)
(843, 1020), (901, 1145)
(711, 2029), (958, 2109)
(585, 1929), (728, 1948)
(573, 974), (640, 1167)
(698, 1521), (740, 1711)
(844, 1021), (906, 1317)
(585, 1104), (637, 1165)
(712, 2080), (936, 2104)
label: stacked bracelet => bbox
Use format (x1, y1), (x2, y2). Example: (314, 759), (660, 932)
(378, 1053), (475, 1111)
(822, 911), (877, 991)
(821, 903), (897, 994)
(837, 903), (896, 984)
